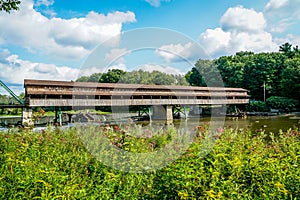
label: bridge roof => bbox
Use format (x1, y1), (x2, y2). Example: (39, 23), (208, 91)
(24, 79), (248, 92)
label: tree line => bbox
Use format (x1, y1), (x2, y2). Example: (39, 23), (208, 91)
(77, 69), (188, 86)
(186, 43), (300, 102)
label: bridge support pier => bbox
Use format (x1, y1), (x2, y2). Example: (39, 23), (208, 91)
(22, 107), (34, 127)
(152, 105), (173, 124)
(166, 105), (173, 125)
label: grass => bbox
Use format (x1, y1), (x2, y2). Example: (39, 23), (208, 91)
(0, 124), (299, 199)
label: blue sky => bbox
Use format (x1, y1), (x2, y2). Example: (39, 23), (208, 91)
(0, 0), (300, 94)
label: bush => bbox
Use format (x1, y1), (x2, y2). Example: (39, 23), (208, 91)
(245, 100), (269, 112)
(266, 96), (299, 112)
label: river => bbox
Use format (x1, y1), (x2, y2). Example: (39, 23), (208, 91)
(197, 114), (300, 133)
(0, 114), (299, 133)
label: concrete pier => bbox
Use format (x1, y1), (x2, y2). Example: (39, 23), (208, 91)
(152, 105), (173, 124)
(22, 107), (33, 126)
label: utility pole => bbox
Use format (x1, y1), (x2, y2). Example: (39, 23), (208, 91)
(263, 82), (266, 102)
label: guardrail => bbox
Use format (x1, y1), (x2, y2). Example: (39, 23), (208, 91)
(29, 98), (249, 107)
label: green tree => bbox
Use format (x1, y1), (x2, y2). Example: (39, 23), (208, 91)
(0, 0), (20, 13)
(119, 70), (144, 84)
(215, 52), (252, 88)
(99, 69), (126, 83)
(185, 68), (202, 86)
(119, 70), (179, 85)
(266, 96), (299, 112)
(76, 76), (90, 82)
(172, 74), (189, 86)
(279, 42), (294, 58)
(280, 57), (300, 100)
(185, 59), (223, 87)
(88, 73), (102, 82)
(243, 52), (287, 100)
(76, 73), (102, 82)
(152, 71), (176, 85)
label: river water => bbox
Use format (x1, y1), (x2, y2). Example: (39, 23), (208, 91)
(198, 114), (300, 133)
(0, 114), (299, 133)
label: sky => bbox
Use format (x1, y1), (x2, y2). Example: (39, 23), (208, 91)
(0, 0), (300, 94)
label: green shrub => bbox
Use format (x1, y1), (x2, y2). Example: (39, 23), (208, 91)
(246, 100), (269, 112)
(266, 96), (299, 112)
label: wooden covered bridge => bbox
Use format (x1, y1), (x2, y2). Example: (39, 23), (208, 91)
(22, 79), (249, 124)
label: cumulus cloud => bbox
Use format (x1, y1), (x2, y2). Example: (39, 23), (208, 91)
(0, 0), (136, 61)
(220, 6), (266, 33)
(145, 0), (171, 7)
(199, 5), (278, 57)
(0, 50), (79, 85)
(156, 42), (206, 63)
(199, 28), (230, 55)
(138, 64), (184, 75)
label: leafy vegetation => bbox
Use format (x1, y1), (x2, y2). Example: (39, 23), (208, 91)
(245, 100), (269, 112)
(1, 125), (299, 199)
(185, 43), (300, 111)
(186, 43), (299, 101)
(76, 69), (188, 86)
(0, 93), (25, 115)
(0, 0), (20, 13)
(266, 96), (299, 112)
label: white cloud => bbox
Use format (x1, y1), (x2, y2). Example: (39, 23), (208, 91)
(264, 0), (300, 33)
(231, 31), (276, 53)
(0, 0), (136, 61)
(145, 0), (171, 7)
(274, 34), (300, 47)
(0, 49), (10, 64)
(138, 64), (184, 75)
(0, 51), (79, 85)
(34, 0), (54, 7)
(264, 0), (300, 16)
(265, 0), (288, 11)
(156, 42), (206, 63)
(80, 67), (104, 77)
(269, 18), (294, 33)
(220, 6), (266, 33)
(199, 6), (278, 57)
(78, 63), (127, 78)
(199, 28), (230, 55)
